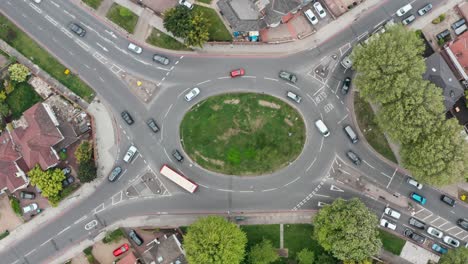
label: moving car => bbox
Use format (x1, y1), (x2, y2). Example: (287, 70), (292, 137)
(402, 15), (416, 25)
(113, 243), (129, 257)
(128, 229), (144, 246)
(108, 166), (123, 182)
(417, 3), (432, 16)
(147, 119), (160, 133)
(123, 145), (138, 163)
(443, 235), (460, 247)
(172, 150), (184, 162)
(127, 43), (143, 54)
(62, 176), (75, 187)
(410, 192), (426, 205)
(404, 229), (426, 244)
(153, 54), (170, 65)
(407, 177), (423, 189)
(346, 150), (361, 165)
(380, 218), (396, 230)
(396, 4), (412, 17)
(22, 203), (38, 214)
(178, 0), (193, 9)
(304, 9), (318, 25)
(313, 2), (327, 18)
(409, 217), (426, 230)
(457, 218), (468, 231)
(343, 125), (358, 144)
(427, 227), (443, 239)
(341, 77), (351, 94)
(20, 191), (36, 200)
(315, 119), (330, 137)
(121, 111), (134, 125)
(440, 194), (456, 207)
(69, 23), (86, 37)
(384, 207), (401, 219)
(432, 243), (448, 254)
(185, 87), (200, 102)
(230, 68), (245, 78)
(278, 70), (298, 84)
(286, 91), (302, 103)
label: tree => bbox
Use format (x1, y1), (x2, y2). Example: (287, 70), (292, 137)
(438, 247), (468, 264)
(77, 160), (97, 183)
(0, 91), (6, 101)
(163, 6), (192, 39)
(8, 63), (29, 83)
(296, 248), (315, 264)
(0, 102), (10, 116)
(185, 11), (210, 47)
(315, 253), (338, 264)
(352, 25), (426, 104)
(313, 198), (382, 262)
(184, 216), (247, 264)
(75, 140), (93, 163)
(28, 165), (65, 199)
(248, 239), (278, 264)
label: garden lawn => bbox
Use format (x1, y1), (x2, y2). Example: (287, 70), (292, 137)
(146, 28), (192, 51)
(354, 94), (398, 163)
(194, 6), (232, 42)
(82, 0), (103, 9)
(378, 229), (405, 255)
(106, 3), (139, 33)
(197, 0), (212, 3)
(6, 82), (42, 119)
(0, 15), (95, 102)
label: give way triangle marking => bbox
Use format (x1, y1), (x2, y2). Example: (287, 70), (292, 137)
(318, 201), (328, 207)
(330, 185), (344, 192)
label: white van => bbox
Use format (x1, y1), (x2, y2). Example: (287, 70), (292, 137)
(455, 24), (467, 36)
(123, 145), (138, 163)
(315, 120), (330, 137)
(344, 125), (358, 143)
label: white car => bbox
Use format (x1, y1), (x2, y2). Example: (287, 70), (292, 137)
(32, 0), (41, 3)
(407, 177), (423, 189)
(123, 145), (138, 163)
(313, 2), (327, 19)
(396, 4), (412, 17)
(127, 43), (142, 54)
(443, 235), (460, 247)
(384, 207), (401, 220)
(304, 9), (318, 25)
(427, 227), (443, 239)
(380, 218), (396, 230)
(179, 0), (193, 9)
(185, 87), (200, 102)
(22, 203), (38, 214)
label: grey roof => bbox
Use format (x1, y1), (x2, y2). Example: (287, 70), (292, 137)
(218, 0), (263, 31)
(148, 234), (186, 264)
(264, 0), (302, 25)
(423, 53), (465, 110)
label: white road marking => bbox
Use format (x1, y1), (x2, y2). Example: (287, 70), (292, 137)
(337, 114), (348, 124)
(63, 10), (76, 19)
(29, 3), (42, 13)
(306, 158), (317, 172)
(45, 15), (58, 26)
(330, 185), (344, 192)
(313, 85), (326, 96)
(96, 42), (109, 52)
(319, 137), (324, 152)
(284, 176), (300, 187)
(264, 77), (279, 81)
(93, 203), (105, 214)
(84, 220), (98, 230)
(318, 201), (328, 207)
(39, 238), (52, 247)
(386, 168), (398, 188)
(196, 80), (211, 86)
(75, 39), (90, 51)
(340, 169), (351, 175)
(73, 215), (88, 225)
(285, 82), (300, 90)
(315, 193), (331, 198)
(175, 61), (180, 65)
(339, 42), (351, 56)
(217, 76), (230, 80)
(24, 249), (36, 257)
(241, 75), (256, 79)
(380, 172), (392, 179)
(50, 0), (60, 7)
(262, 188), (278, 192)
(334, 81), (341, 94)
(180, 55), (184, 59)
(164, 104), (173, 118)
(56, 226), (71, 236)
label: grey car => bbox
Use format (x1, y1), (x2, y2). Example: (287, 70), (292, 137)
(404, 229), (426, 244)
(147, 119), (160, 133)
(69, 23), (86, 37)
(409, 217), (426, 230)
(417, 3), (432, 16)
(128, 229), (144, 246)
(121, 111), (134, 125)
(108, 166), (123, 182)
(153, 54), (170, 65)
(20, 191), (36, 200)
(346, 150), (361, 165)
(278, 71), (298, 84)
(172, 150), (184, 162)
(341, 77), (352, 94)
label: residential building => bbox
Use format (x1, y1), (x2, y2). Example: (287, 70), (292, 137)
(143, 233), (186, 264)
(0, 132), (28, 194)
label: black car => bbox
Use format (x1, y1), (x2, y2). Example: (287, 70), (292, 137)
(121, 111), (134, 125)
(346, 150), (361, 165)
(108, 166), (123, 182)
(152, 54), (170, 65)
(147, 119), (160, 133)
(457, 219), (468, 231)
(409, 217), (426, 230)
(172, 150), (184, 162)
(62, 176), (75, 187)
(341, 77), (351, 95)
(69, 23), (86, 37)
(440, 195), (456, 207)
(20, 191), (36, 200)
(128, 229), (143, 246)
(436, 29), (451, 41)
(404, 229), (426, 244)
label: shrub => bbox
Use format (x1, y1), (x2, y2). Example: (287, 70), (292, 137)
(103, 228), (125, 244)
(83, 246), (93, 256)
(0, 230), (9, 240)
(59, 151), (67, 161)
(10, 196), (21, 216)
(77, 159), (97, 183)
(438, 38), (446, 46)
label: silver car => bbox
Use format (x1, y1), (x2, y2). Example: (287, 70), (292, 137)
(22, 203), (38, 214)
(185, 87), (200, 102)
(127, 43), (142, 54)
(153, 54), (170, 65)
(427, 227), (443, 239)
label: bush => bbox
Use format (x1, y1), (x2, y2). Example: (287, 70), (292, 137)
(59, 151), (67, 161)
(103, 228), (125, 244)
(10, 196), (21, 216)
(77, 159), (97, 183)
(83, 246), (93, 256)
(432, 14), (446, 24)
(438, 38), (446, 46)
(0, 230), (9, 240)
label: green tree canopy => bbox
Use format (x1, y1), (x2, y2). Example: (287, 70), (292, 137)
(28, 165), (65, 198)
(313, 198), (382, 262)
(438, 247), (468, 264)
(248, 239), (278, 264)
(185, 11), (210, 47)
(296, 248), (315, 264)
(163, 6), (193, 39)
(8, 63), (29, 83)
(352, 25), (426, 104)
(77, 159), (97, 183)
(75, 140), (93, 163)
(184, 216), (247, 264)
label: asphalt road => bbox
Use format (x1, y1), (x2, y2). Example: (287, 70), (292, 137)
(0, 0), (467, 263)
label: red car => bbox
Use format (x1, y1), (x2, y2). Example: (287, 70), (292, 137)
(230, 68), (245, 77)
(113, 243), (129, 256)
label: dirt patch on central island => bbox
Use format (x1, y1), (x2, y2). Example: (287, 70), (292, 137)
(258, 100), (281, 109)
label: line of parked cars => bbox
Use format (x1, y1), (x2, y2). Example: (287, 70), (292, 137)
(396, 3), (433, 26)
(304, 2), (327, 26)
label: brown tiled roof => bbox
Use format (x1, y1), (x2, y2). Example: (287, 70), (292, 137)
(117, 252), (138, 264)
(0, 132), (26, 192)
(446, 30), (468, 80)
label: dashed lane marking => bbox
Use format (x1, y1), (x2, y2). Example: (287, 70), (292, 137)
(196, 80), (211, 86)
(285, 82), (300, 90)
(380, 172), (392, 179)
(264, 77), (279, 81)
(56, 226), (71, 236)
(306, 157), (317, 172)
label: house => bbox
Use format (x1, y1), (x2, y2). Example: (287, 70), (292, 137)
(143, 233), (186, 264)
(0, 132), (28, 194)
(117, 251), (140, 264)
(444, 30), (468, 81)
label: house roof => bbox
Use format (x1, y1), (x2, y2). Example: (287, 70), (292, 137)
(451, 96), (468, 125)
(10, 103), (63, 170)
(423, 53), (465, 110)
(445, 30), (468, 80)
(263, 0), (301, 26)
(148, 234), (186, 264)
(0, 132), (27, 192)
(117, 252), (138, 264)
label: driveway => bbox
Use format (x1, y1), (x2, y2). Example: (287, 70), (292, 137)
(0, 195), (23, 233)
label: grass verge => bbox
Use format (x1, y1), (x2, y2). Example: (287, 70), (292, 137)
(146, 28), (192, 51)
(9, 196), (22, 216)
(194, 6), (232, 42)
(6, 82), (42, 119)
(106, 3), (139, 33)
(197, 0), (212, 4)
(354, 94), (398, 163)
(82, 0), (103, 9)
(0, 15), (95, 102)
(378, 229), (405, 255)
(103, 228), (125, 243)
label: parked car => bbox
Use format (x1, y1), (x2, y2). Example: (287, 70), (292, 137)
(178, 0), (193, 9)
(147, 119), (160, 133)
(417, 3), (432, 16)
(20, 191), (36, 200)
(396, 4), (412, 17)
(457, 218), (468, 231)
(62, 176), (75, 187)
(172, 150), (184, 162)
(440, 194), (456, 207)
(32, 0), (42, 3)
(410, 192), (426, 205)
(69, 23), (86, 37)
(452, 19), (466, 30)
(22, 203), (38, 214)
(121, 111), (134, 125)
(123, 145), (138, 163)
(304, 9), (318, 25)
(313, 2), (327, 18)
(113, 243), (129, 257)
(108, 166), (123, 182)
(404, 229), (426, 244)
(409, 217), (426, 230)
(432, 243), (448, 254)
(279, 70), (297, 84)
(230, 68), (245, 78)
(62, 167), (71, 175)
(128, 229), (144, 246)
(427, 227), (443, 239)
(436, 29), (451, 41)
(443, 235), (460, 247)
(407, 177), (423, 189)
(380, 218), (396, 230)
(341, 56), (352, 69)
(384, 207), (401, 219)
(341, 77), (351, 94)
(286, 91), (302, 103)
(127, 43), (143, 54)
(402, 15), (416, 25)
(185, 87), (200, 102)
(153, 54), (170, 65)
(346, 150), (361, 165)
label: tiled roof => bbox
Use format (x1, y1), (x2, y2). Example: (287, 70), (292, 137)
(446, 30), (468, 80)
(117, 252), (138, 264)
(0, 132), (26, 192)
